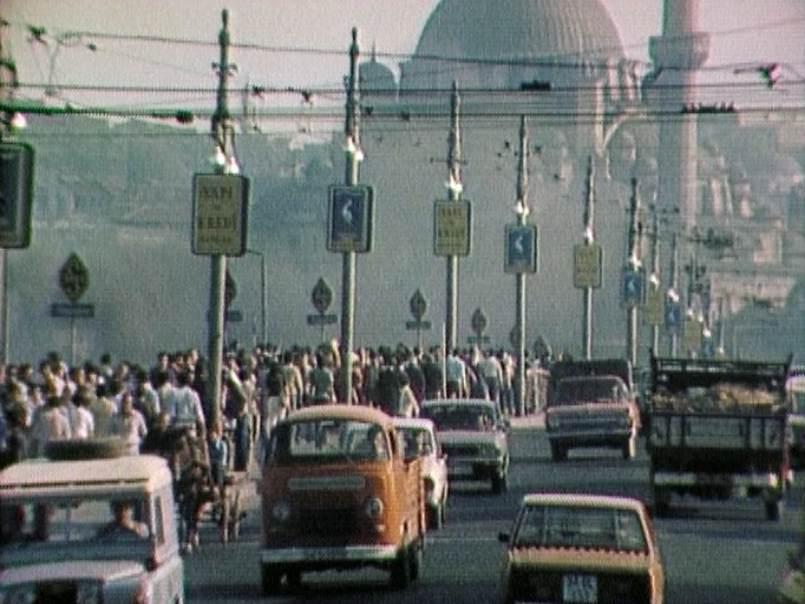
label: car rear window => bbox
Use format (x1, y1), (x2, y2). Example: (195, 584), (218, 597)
(514, 504), (647, 553)
(422, 405), (494, 431)
(554, 377), (627, 405)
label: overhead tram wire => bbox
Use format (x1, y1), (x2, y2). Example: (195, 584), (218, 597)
(10, 16), (805, 83)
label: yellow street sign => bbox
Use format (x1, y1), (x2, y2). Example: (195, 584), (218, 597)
(434, 200), (471, 257)
(573, 243), (602, 289)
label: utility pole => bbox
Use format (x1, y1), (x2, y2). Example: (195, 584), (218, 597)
(513, 116), (529, 416)
(650, 211), (661, 353)
(445, 82), (462, 353)
(581, 157), (595, 360)
(339, 28), (361, 403)
(668, 232), (680, 357)
(0, 14), (10, 364)
(626, 178), (641, 367)
(207, 9), (236, 430)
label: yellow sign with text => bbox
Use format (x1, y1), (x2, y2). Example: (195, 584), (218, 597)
(434, 200), (472, 257)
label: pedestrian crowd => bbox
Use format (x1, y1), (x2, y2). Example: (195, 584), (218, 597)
(0, 341), (547, 472)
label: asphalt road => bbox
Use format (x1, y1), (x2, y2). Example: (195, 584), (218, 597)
(183, 421), (802, 603)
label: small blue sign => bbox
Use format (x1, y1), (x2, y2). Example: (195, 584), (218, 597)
(701, 337), (715, 358)
(664, 298), (681, 328)
(327, 185), (373, 253)
(622, 268), (643, 307)
(504, 224), (538, 274)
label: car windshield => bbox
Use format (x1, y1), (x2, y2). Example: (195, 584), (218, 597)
(554, 377), (627, 405)
(0, 497), (151, 547)
(422, 405), (495, 431)
(514, 504), (647, 553)
(267, 419), (389, 462)
(397, 427), (435, 457)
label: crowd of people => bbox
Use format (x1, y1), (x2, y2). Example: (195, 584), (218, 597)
(0, 341), (546, 472)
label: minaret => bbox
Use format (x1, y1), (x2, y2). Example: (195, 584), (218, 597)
(649, 0), (710, 232)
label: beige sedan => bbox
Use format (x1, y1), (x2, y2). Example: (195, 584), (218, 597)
(498, 493), (664, 604)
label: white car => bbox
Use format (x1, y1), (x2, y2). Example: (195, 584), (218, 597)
(420, 399), (510, 494)
(394, 417), (449, 529)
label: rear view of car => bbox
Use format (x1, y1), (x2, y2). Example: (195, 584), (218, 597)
(421, 399), (510, 494)
(498, 493), (664, 604)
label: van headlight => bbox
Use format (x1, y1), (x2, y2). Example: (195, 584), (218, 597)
(364, 496), (385, 520)
(272, 499), (292, 523)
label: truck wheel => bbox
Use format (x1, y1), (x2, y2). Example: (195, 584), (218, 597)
(261, 563), (282, 595)
(492, 472), (508, 494)
(653, 488), (670, 517)
(410, 540), (423, 581)
(765, 499), (783, 521)
(550, 443), (567, 462)
(286, 569), (302, 592)
(390, 545), (412, 589)
(428, 504), (443, 530)
(622, 437), (636, 460)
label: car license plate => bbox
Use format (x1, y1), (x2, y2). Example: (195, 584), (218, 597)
(562, 574), (597, 603)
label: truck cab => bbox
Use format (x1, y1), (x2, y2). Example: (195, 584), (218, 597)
(260, 405), (426, 594)
(545, 359), (640, 461)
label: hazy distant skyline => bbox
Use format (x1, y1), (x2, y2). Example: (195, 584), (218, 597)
(4, 1), (804, 119)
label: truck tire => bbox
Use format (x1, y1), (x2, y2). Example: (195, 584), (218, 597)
(621, 437), (636, 460)
(550, 442), (567, 462)
(492, 472), (508, 494)
(410, 539), (423, 581)
(390, 545), (412, 589)
(261, 563), (282, 595)
(428, 503), (443, 530)
(653, 487), (671, 517)
(765, 499), (783, 521)
(45, 438), (128, 460)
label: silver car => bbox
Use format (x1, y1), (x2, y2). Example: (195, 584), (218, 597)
(420, 399), (510, 494)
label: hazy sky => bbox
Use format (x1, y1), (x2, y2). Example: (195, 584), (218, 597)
(3, 0), (804, 124)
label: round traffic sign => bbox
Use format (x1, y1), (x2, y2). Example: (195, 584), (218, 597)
(409, 289), (428, 321)
(311, 277), (333, 314)
(59, 253), (89, 304)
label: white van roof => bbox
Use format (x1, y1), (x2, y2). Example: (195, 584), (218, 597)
(0, 454), (172, 501)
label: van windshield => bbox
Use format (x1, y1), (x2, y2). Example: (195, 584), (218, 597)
(0, 497), (150, 547)
(267, 419), (389, 462)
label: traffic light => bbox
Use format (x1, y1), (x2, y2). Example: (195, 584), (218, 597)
(0, 142), (34, 248)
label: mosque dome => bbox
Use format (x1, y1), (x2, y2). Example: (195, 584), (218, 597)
(360, 50), (396, 93)
(413, 0), (624, 62)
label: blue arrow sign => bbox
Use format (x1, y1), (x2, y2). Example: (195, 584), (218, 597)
(622, 268), (643, 307)
(664, 299), (681, 328)
(327, 185), (373, 253)
(504, 224), (538, 274)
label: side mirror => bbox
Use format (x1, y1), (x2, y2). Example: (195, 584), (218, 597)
(498, 531), (511, 544)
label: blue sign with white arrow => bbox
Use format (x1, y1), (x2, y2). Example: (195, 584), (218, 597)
(327, 184), (374, 253)
(504, 224), (538, 274)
